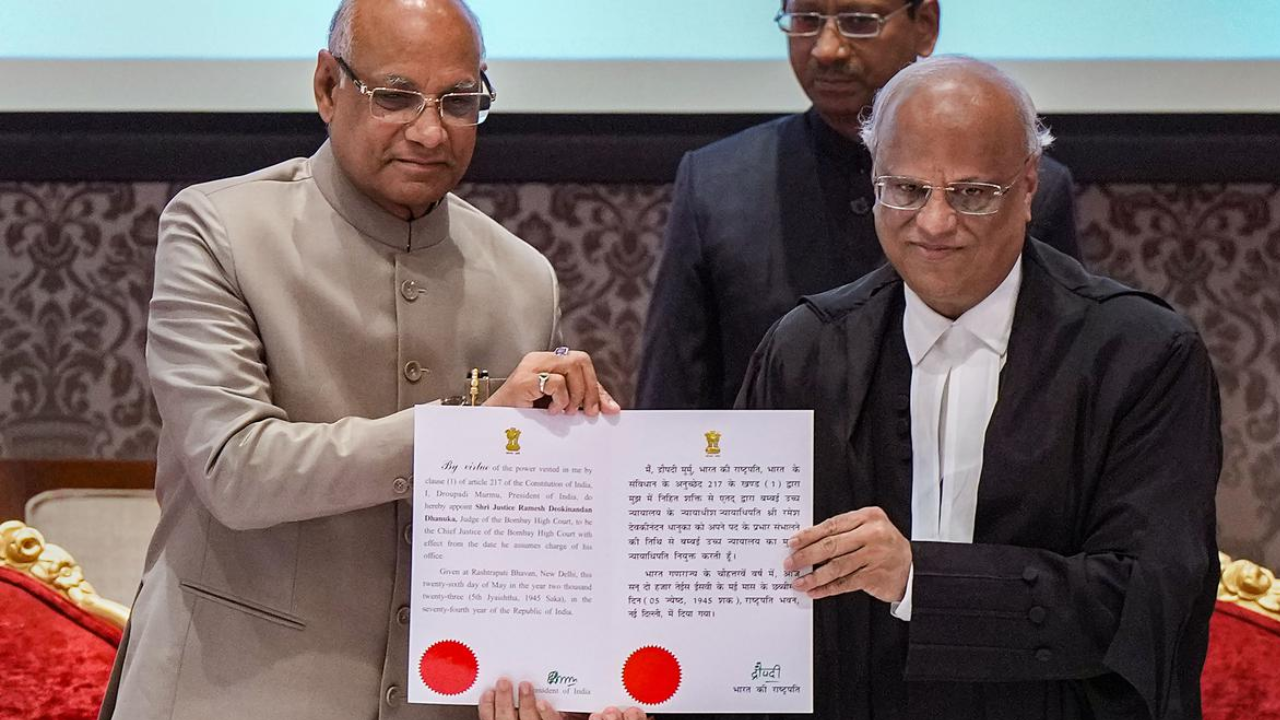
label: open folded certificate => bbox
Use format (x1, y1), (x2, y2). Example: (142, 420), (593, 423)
(409, 407), (814, 714)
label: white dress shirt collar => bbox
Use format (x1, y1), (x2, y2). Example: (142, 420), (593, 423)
(903, 256), (1024, 366)
(890, 256), (1024, 622)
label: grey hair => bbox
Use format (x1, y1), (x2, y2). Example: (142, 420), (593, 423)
(860, 55), (1054, 160)
(328, 0), (357, 61)
(327, 0), (486, 64)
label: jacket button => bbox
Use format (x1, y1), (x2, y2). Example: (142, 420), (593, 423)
(403, 523), (413, 544)
(393, 477), (410, 495)
(404, 361), (427, 383)
(397, 605), (411, 626)
(1028, 606), (1047, 625)
(1022, 567), (1039, 585)
(400, 280), (421, 302)
(385, 685), (401, 706)
(1035, 647), (1052, 663)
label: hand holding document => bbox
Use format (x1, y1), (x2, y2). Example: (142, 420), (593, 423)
(408, 408), (813, 714)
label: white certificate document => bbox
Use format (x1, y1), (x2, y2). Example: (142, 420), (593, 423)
(408, 407), (813, 714)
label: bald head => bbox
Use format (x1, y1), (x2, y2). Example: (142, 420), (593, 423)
(315, 0), (489, 219)
(328, 0), (484, 65)
(861, 55), (1052, 165)
(864, 56), (1049, 319)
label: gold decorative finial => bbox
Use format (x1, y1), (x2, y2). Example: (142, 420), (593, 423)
(1217, 551), (1280, 621)
(0, 520), (130, 629)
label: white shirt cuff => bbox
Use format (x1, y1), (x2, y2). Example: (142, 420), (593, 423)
(889, 564), (914, 622)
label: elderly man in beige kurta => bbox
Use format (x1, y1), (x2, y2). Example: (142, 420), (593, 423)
(99, 1), (618, 719)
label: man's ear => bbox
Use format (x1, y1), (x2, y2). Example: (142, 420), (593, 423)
(914, 1), (941, 59)
(314, 50), (340, 124)
(1022, 155), (1041, 223)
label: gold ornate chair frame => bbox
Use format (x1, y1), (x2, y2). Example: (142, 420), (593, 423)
(0, 519), (129, 629)
(1216, 551), (1280, 622)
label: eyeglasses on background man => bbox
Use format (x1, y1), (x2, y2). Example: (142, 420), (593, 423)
(775, 2), (913, 39)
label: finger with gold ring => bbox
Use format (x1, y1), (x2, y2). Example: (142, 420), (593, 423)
(537, 372), (551, 396)
(554, 346), (570, 356)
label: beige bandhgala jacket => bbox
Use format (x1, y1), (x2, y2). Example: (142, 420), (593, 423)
(101, 142), (559, 720)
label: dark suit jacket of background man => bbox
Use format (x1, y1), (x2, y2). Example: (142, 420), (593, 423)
(636, 111), (1081, 409)
(724, 240), (1221, 719)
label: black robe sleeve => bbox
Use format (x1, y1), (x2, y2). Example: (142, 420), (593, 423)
(906, 327), (1222, 719)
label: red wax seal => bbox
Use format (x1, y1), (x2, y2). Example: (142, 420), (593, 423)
(622, 645), (681, 705)
(419, 640), (479, 695)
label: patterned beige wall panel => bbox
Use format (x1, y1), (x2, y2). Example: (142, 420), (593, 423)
(2, 180), (1279, 569)
(1077, 184), (1280, 570)
(0, 183), (171, 459)
(457, 182), (671, 407)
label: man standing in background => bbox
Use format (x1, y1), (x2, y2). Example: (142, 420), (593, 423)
(636, 0), (1080, 409)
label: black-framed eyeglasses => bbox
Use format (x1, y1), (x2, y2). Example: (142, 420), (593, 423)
(334, 56), (496, 127)
(775, 3), (912, 39)
(872, 159), (1031, 216)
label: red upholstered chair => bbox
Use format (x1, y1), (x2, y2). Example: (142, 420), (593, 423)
(1204, 552), (1280, 720)
(0, 520), (129, 720)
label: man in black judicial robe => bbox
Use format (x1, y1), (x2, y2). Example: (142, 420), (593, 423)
(730, 58), (1221, 720)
